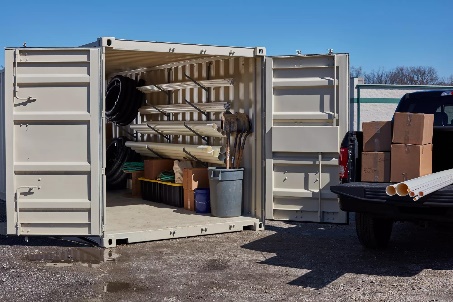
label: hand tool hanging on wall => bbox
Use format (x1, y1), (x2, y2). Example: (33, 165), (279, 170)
(236, 117), (252, 169)
(231, 113), (248, 168)
(220, 112), (253, 169)
(222, 112), (237, 169)
(234, 114), (252, 169)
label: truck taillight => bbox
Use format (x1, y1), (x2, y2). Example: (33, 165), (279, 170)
(339, 147), (349, 179)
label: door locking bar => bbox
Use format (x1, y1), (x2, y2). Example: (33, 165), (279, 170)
(13, 49), (36, 102)
(15, 186), (40, 235)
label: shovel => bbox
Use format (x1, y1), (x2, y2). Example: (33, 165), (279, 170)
(222, 112), (237, 169)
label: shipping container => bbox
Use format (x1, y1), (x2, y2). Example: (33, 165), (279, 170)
(0, 37), (349, 247)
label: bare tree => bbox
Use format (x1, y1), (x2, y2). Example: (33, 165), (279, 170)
(387, 66), (439, 85)
(350, 66), (363, 78)
(364, 68), (392, 84)
(357, 66), (446, 85)
(439, 75), (453, 86)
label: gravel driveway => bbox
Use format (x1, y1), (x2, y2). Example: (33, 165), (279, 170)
(1, 218), (453, 301)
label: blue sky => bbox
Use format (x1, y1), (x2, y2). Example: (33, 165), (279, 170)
(1, 0), (451, 78)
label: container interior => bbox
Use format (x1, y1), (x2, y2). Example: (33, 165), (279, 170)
(102, 46), (263, 245)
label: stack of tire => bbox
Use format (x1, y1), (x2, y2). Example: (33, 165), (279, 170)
(106, 137), (141, 190)
(106, 75), (145, 126)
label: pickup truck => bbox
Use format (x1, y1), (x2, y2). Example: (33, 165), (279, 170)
(331, 90), (453, 249)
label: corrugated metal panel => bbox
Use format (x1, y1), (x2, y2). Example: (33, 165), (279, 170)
(5, 48), (102, 236)
(0, 69), (5, 202)
(266, 55), (349, 223)
(105, 53), (264, 221)
(102, 37), (264, 76)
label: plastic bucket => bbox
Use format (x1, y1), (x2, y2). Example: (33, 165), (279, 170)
(208, 167), (244, 217)
(194, 188), (211, 214)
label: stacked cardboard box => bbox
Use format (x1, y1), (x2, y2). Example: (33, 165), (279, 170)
(390, 113), (434, 183)
(183, 168), (209, 211)
(361, 121), (392, 182)
(144, 159), (174, 180)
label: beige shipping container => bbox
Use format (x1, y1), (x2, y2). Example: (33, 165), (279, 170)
(0, 37), (349, 247)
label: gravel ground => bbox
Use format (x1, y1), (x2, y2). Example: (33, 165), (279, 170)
(1, 219), (453, 301)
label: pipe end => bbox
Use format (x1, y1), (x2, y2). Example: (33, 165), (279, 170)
(386, 185), (396, 196)
(396, 183), (410, 196)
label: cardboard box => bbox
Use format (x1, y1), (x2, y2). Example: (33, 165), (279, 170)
(391, 144), (432, 183)
(131, 171), (144, 197)
(392, 112), (434, 145)
(183, 168), (209, 191)
(362, 121), (392, 152)
(182, 168), (209, 211)
(361, 152), (391, 182)
(184, 189), (195, 211)
(144, 159), (174, 180)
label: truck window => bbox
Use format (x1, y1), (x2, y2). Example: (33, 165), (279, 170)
(397, 94), (453, 126)
(443, 106), (453, 126)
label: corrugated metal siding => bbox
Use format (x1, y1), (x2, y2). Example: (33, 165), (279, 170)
(0, 69), (5, 202)
(108, 56), (262, 218)
(5, 48), (102, 236)
(266, 55), (349, 223)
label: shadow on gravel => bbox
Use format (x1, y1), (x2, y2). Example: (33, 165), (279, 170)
(0, 202), (97, 248)
(0, 235), (95, 248)
(242, 221), (453, 289)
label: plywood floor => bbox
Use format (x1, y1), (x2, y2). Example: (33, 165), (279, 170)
(105, 191), (257, 233)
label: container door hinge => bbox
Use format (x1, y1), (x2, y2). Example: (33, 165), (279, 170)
(101, 168), (106, 175)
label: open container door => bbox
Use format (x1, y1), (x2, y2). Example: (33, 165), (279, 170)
(0, 69), (5, 234)
(265, 54), (349, 223)
(4, 48), (103, 236)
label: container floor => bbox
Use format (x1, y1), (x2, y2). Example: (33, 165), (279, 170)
(104, 191), (260, 247)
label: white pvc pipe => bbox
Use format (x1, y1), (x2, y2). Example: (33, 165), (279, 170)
(386, 185), (397, 196)
(133, 150), (224, 164)
(391, 168), (453, 199)
(125, 142), (224, 165)
(395, 169), (453, 196)
(410, 175), (453, 194)
(411, 176), (453, 197)
(139, 102), (229, 114)
(406, 173), (453, 197)
(137, 79), (234, 93)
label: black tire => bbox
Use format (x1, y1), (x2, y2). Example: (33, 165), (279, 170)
(105, 76), (127, 117)
(105, 136), (142, 190)
(116, 78), (143, 126)
(105, 137), (128, 178)
(109, 77), (132, 123)
(355, 212), (393, 249)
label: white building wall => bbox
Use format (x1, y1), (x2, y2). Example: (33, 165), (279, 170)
(349, 79), (423, 131)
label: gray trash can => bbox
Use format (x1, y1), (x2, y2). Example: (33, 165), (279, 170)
(208, 167), (244, 217)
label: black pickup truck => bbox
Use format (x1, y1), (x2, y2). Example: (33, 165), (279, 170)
(331, 90), (453, 249)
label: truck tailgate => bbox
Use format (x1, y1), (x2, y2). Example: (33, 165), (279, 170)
(331, 182), (453, 204)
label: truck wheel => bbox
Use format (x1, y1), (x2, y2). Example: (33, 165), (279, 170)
(355, 212), (393, 249)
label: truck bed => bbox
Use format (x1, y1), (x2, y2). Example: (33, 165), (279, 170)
(332, 182), (453, 204)
(332, 182), (453, 222)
